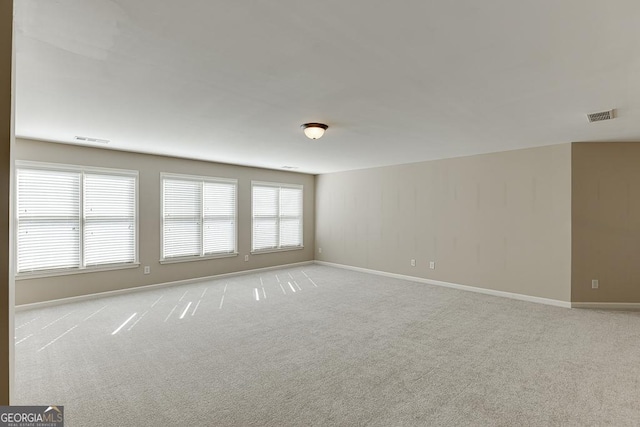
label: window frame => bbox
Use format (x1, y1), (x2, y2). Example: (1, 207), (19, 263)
(160, 172), (238, 264)
(15, 160), (140, 279)
(251, 181), (304, 254)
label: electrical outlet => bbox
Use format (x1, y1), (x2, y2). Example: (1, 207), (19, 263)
(429, 261), (435, 270)
(244, 255), (249, 262)
(144, 266), (150, 275)
(319, 247), (323, 254)
(592, 279), (599, 289)
(410, 259), (416, 267)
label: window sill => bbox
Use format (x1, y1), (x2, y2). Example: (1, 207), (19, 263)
(251, 246), (304, 255)
(159, 252), (238, 265)
(16, 262), (140, 280)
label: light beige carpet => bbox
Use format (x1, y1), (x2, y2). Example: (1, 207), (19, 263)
(13, 265), (640, 426)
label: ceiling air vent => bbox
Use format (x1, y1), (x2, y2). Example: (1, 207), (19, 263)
(281, 166), (298, 170)
(587, 109), (614, 123)
(74, 136), (110, 144)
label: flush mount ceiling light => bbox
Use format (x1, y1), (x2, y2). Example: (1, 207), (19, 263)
(301, 123), (328, 140)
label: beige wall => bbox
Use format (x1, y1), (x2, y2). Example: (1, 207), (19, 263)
(17, 137), (640, 307)
(1, 0), (14, 404)
(315, 144), (572, 302)
(572, 142), (640, 303)
(14, 138), (315, 305)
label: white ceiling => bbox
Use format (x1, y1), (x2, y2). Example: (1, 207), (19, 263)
(13, 1), (640, 174)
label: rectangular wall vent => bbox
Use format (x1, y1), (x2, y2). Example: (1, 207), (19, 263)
(587, 109), (614, 123)
(74, 136), (110, 144)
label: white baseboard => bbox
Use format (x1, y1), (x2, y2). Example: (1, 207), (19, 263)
(23, 259), (635, 312)
(314, 260), (572, 309)
(570, 302), (640, 310)
(16, 261), (314, 311)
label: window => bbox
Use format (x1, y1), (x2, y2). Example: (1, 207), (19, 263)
(252, 182), (303, 252)
(16, 162), (138, 275)
(162, 174), (237, 261)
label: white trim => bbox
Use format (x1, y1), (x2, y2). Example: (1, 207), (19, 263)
(159, 252), (238, 264)
(160, 173), (238, 260)
(160, 172), (237, 185)
(15, 163), (139, 275)
(570, 302), (640, 310)
(251, 181), (304, 252)
(15, 160), (138, 177)
(15, 261), (314, 311)
(251, 180), (303, 190)
(314, 261), (572, 309)
(251, 246), (304, 255)
(15, 262), (140, 280)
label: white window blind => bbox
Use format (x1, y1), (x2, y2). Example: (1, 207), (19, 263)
(16, 164), (138, 275)
(252, 185), (279, 250)
(84, 174), (136, 266)
(17, 169), (81, 272)
(163, 179), (201, 258)
(162, 175), (237, 260)
(252, 182), (303, 252)
(203, 181), (237, 255)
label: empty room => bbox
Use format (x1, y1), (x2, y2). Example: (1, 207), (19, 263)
(1, 1), (640, 426)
